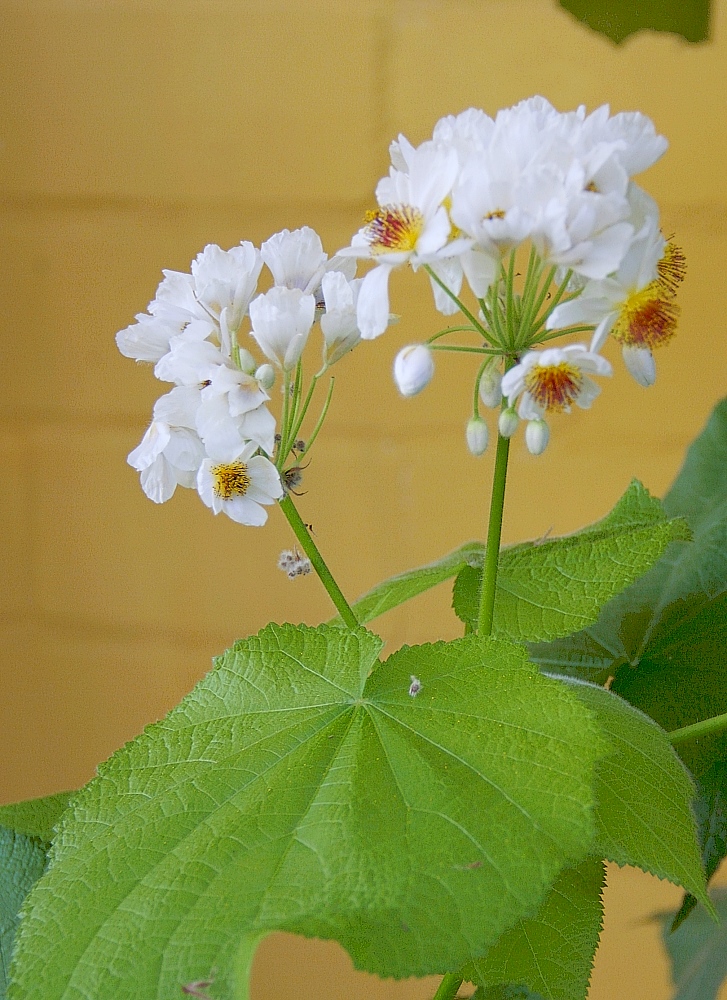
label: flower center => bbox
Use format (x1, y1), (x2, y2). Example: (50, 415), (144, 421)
(364, 205), (424, 253)
(211, 460), (251, 500)
(484, 209), (506, 221)
(524, 362), (583, 412)
(611, 285), (679, 350)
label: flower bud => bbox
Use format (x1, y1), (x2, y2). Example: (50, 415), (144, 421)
(498, 407), (519, 438)
(255, 363), (275, 390)
(393, 344), (435, 397)
(478, 366), (503, 408)
(525, 419), (550, 456)
(622, 346), (656, 387)
(466, 416), (489, 456)
(237, 348), (258, 374)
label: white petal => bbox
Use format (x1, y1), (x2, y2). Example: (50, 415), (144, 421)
(140, 455), (178, 503)
(357, 265), (394, 340)
(622, 346), (656, 387)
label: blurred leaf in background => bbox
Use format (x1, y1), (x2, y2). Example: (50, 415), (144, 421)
(558, 0), (710, 43)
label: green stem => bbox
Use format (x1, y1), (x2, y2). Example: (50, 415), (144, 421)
(477, 427), (511, 636)
(430, 344), (500, 355)
(426, 326), (480, 342)
(279, 493), (358, 630)
(300, 377), (335, 455)
(423, 265), (488, 338)
(668, 711), (727, 747)
(432, 974), (463, 1000)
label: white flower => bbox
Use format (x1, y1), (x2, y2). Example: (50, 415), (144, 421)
(547, 187), (684, 386)
(190, 242), (263, 337)
(393, 344), (435, 397)
(339, 141), (465, 338)
(502, 344), (612, 420)
(249, 286), (316, 370)
(128, 388), (205, 504)
(197, 366), (276, 457)
(197, 441), (283, 526)
(319, 270), (363, 365)
(466, 417), (489, 456)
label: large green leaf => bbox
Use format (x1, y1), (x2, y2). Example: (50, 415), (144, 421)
(330, 542), (483, 627)
(0, 830), (46, 1000)
(672, 757), (727, 930)
(562, 680), (708, 905)
(463, 857), (605, 1000)
(530, 400), (727, 778)
(453, 481), (689, 642)
(661, 889), (727, 1000)
(557, 0), (710, 44)
(1, 793), (71, 999)
(11, 625), (606, 1000)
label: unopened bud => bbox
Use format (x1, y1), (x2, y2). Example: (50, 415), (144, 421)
(255, 363), (275, 390)
(525, 419), (550, 456)
(622, 346), (656, 388)
(478, 366), (503, 408)
(393, 344), (435, 397)
(498, 407), (519, 438)
(237, 348), (257, 374)
(466, 417), (489, 456)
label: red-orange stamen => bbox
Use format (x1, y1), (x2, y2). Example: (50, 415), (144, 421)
(524, 362), (583, 413)
(657, 241), (686, 298)
(611, 286), (679, 350)
(364, 205), (423, 253)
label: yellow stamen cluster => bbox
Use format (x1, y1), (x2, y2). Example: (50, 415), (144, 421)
(613, 241), (685, 351)
(211, 460), (251, 500)
(524, 362), (583, 412)
(484, 209), (506, 221)
(364, 205), (424, 253)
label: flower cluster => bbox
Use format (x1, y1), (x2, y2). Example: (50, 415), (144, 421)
(343, 96), (684, 454)
(117, 228), (372, 524)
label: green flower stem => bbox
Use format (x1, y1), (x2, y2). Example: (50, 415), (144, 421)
(432, 973), (463, 1000)
(668, 711), (727, 747)
(298, 376), (335, 456)
(426, 326), (481, 343)
(477, 426), (511, 636)
(423, 265), (488, 338)
(279, 493), (358, 630)
(430, 345), (500, 355)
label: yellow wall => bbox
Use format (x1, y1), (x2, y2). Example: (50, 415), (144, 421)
(2, 0), (726, 996)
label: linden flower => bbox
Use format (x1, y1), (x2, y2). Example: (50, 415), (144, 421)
(502, 344), (612, 435)
(547, 189), (685, 387)
(197, 441), (283, 526)
(339, 141), (463, 338)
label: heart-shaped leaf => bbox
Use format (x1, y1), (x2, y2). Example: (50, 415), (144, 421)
(11, 625), (605, 1000)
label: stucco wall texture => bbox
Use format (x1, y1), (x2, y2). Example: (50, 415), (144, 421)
(1, 1), (726, 997)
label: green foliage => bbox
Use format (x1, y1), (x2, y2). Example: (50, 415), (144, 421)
(563, 680), (708, 905)
(463, 857), (604, 1000)
(331, 542), (484, 627)
(0, 793), (72, 844)
(672, 758), (727, 930)
(453, 481), (689, 642)
(10, 625), (606, 1000)
(557, 0), (710, 43)
(0, 830), (47, 1000)
(0, 794), (70, 1000)
(531, 399), (727, 806)
(661, 889), (727, 1000)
